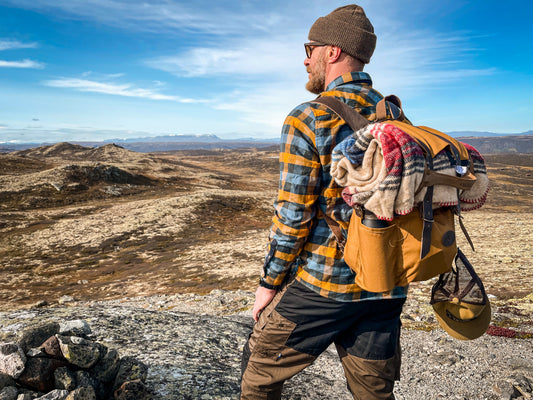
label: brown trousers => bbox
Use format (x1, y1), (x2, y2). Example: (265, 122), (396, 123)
(240, 280), (404, 400)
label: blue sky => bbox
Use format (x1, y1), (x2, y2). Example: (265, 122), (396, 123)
(0, 0), (531, 143)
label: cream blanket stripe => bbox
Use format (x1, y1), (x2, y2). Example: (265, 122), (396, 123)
(331, 122), (489, 221)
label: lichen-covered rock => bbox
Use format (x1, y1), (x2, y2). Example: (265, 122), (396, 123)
(26, 349), (46, 358)
(0, 385), (18, 400)
(56, 337), (101, 369)
(510, 373), (533, 398)
(113, 379), (151, 400)
(34, 389), (69, 400)
(492, 379), (519, 398)
(15, 388), (42, 399)
(53, 367), (76, 391)
(73, 371), (107, 400)
(18, 324), (60, 353)
(64, 386), (96, 400)
(40, 337), (63, 360)
(59, 321), (91, 339)
(112, 357), (148, 393)
(0, 373), (15, 390)
(92, 349), (119, 383)
(17, 358), (68, 392)
(0, 343), (26, 379)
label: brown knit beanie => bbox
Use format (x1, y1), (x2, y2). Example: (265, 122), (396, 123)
(308, 4), (376, 64)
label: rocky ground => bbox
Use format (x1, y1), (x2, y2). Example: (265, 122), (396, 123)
(1, 291), (532, 399)
(0, 144), (532, 399)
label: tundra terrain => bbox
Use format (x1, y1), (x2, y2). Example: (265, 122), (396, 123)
(0, 143), (531, 333)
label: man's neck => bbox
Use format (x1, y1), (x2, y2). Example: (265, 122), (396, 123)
(324, 56), (364, 90)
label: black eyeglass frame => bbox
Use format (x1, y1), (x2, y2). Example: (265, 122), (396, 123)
(304, 41), (328, 58)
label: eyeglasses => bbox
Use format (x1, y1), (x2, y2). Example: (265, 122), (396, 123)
(304, 41), (327, 58)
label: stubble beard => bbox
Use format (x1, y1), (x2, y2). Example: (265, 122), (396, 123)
(305, 53), (327, 95)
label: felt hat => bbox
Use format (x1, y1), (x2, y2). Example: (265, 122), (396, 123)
(431, 249), (491, 340)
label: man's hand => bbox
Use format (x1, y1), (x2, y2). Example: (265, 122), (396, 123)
(252, 286), (277, 322)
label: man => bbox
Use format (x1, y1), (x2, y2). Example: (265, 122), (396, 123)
(240, 5), (408, 400)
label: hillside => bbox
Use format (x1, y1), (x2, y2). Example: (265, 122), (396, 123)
(0, 143), (530, 307)
(459, 135), (533, 154)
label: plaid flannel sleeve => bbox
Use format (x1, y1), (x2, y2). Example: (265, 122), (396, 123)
(261, 104), (322, 287)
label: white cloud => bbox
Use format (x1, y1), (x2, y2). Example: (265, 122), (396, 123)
(81, 71), (124, 79)
(2, 0), (294, 36)
(144, 20), (308, 81)
(370, 30), (496, 91)
(0, 59), (45, 68)
(0, 39), (38, 51)
(44, 77), (207, 103)
(147, 27), (496, 134)
(146, 36), (303, 78)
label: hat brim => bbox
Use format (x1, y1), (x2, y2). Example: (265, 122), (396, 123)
(433, 301), (491, 340)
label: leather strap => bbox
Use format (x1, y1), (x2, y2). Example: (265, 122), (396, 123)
(312, 96), (370, 132)
(457, 212), (476, 252)
(419, 169), (477, 191)
(376, 95), (405, 121)
(312, 96), (371, 251)
(323, 211), (346, 251)
(415, 139), (435, 259)
(420, 186), (434, 259)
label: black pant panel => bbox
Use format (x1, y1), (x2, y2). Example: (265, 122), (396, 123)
(275, 280), (405, 357)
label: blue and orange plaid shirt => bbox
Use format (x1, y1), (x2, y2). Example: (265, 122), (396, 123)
(262, 72), (409, 302)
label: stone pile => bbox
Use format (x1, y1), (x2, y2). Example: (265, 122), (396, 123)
(0, 320), (151, 400)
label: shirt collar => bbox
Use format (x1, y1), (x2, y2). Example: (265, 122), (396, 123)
(325, 71), (373, 92)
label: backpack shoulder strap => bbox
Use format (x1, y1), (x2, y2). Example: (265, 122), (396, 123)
(312, 96), (370, 132)
(376, 95), (406, 121)
(311, 96), (371, 251)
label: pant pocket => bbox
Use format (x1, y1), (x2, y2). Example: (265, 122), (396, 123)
(251, 310), (297, 360)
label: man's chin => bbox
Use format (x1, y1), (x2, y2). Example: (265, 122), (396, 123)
(305, 81), (323, 95)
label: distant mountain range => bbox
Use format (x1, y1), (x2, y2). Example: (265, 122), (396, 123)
(0, 134), (278, 153)
(448, 130), (533, 138)
(1, 131), (532, 153)
(104, 134), (227, 143)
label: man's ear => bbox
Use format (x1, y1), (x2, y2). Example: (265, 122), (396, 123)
(326, 45), (342, 64)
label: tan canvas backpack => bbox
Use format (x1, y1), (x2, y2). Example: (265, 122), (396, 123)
(314, 95), (485, 292)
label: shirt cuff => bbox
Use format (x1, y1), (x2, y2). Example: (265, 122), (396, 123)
(259, 277), (279, 290)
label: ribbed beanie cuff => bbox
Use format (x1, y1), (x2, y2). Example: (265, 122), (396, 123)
(308, 4), (376, 64)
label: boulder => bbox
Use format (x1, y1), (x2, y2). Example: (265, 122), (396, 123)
(0, 344), (26, 379)
(113, 379), (151, 400)
(40, 337), (64, 360)
(58, 321), (91, 339)
(17, 358), (67, 392)
(0, 373), (15, 390)
(18, 324), (60, 353)
(33, 389), (69, 400)
(64, 386), (96, 400)
(0, 385), (18, 400)
(53, 367), (76, 391)
(112, 357), (148, 393)
(56, 337), (101, 369)
(92, 349), (119, 383)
